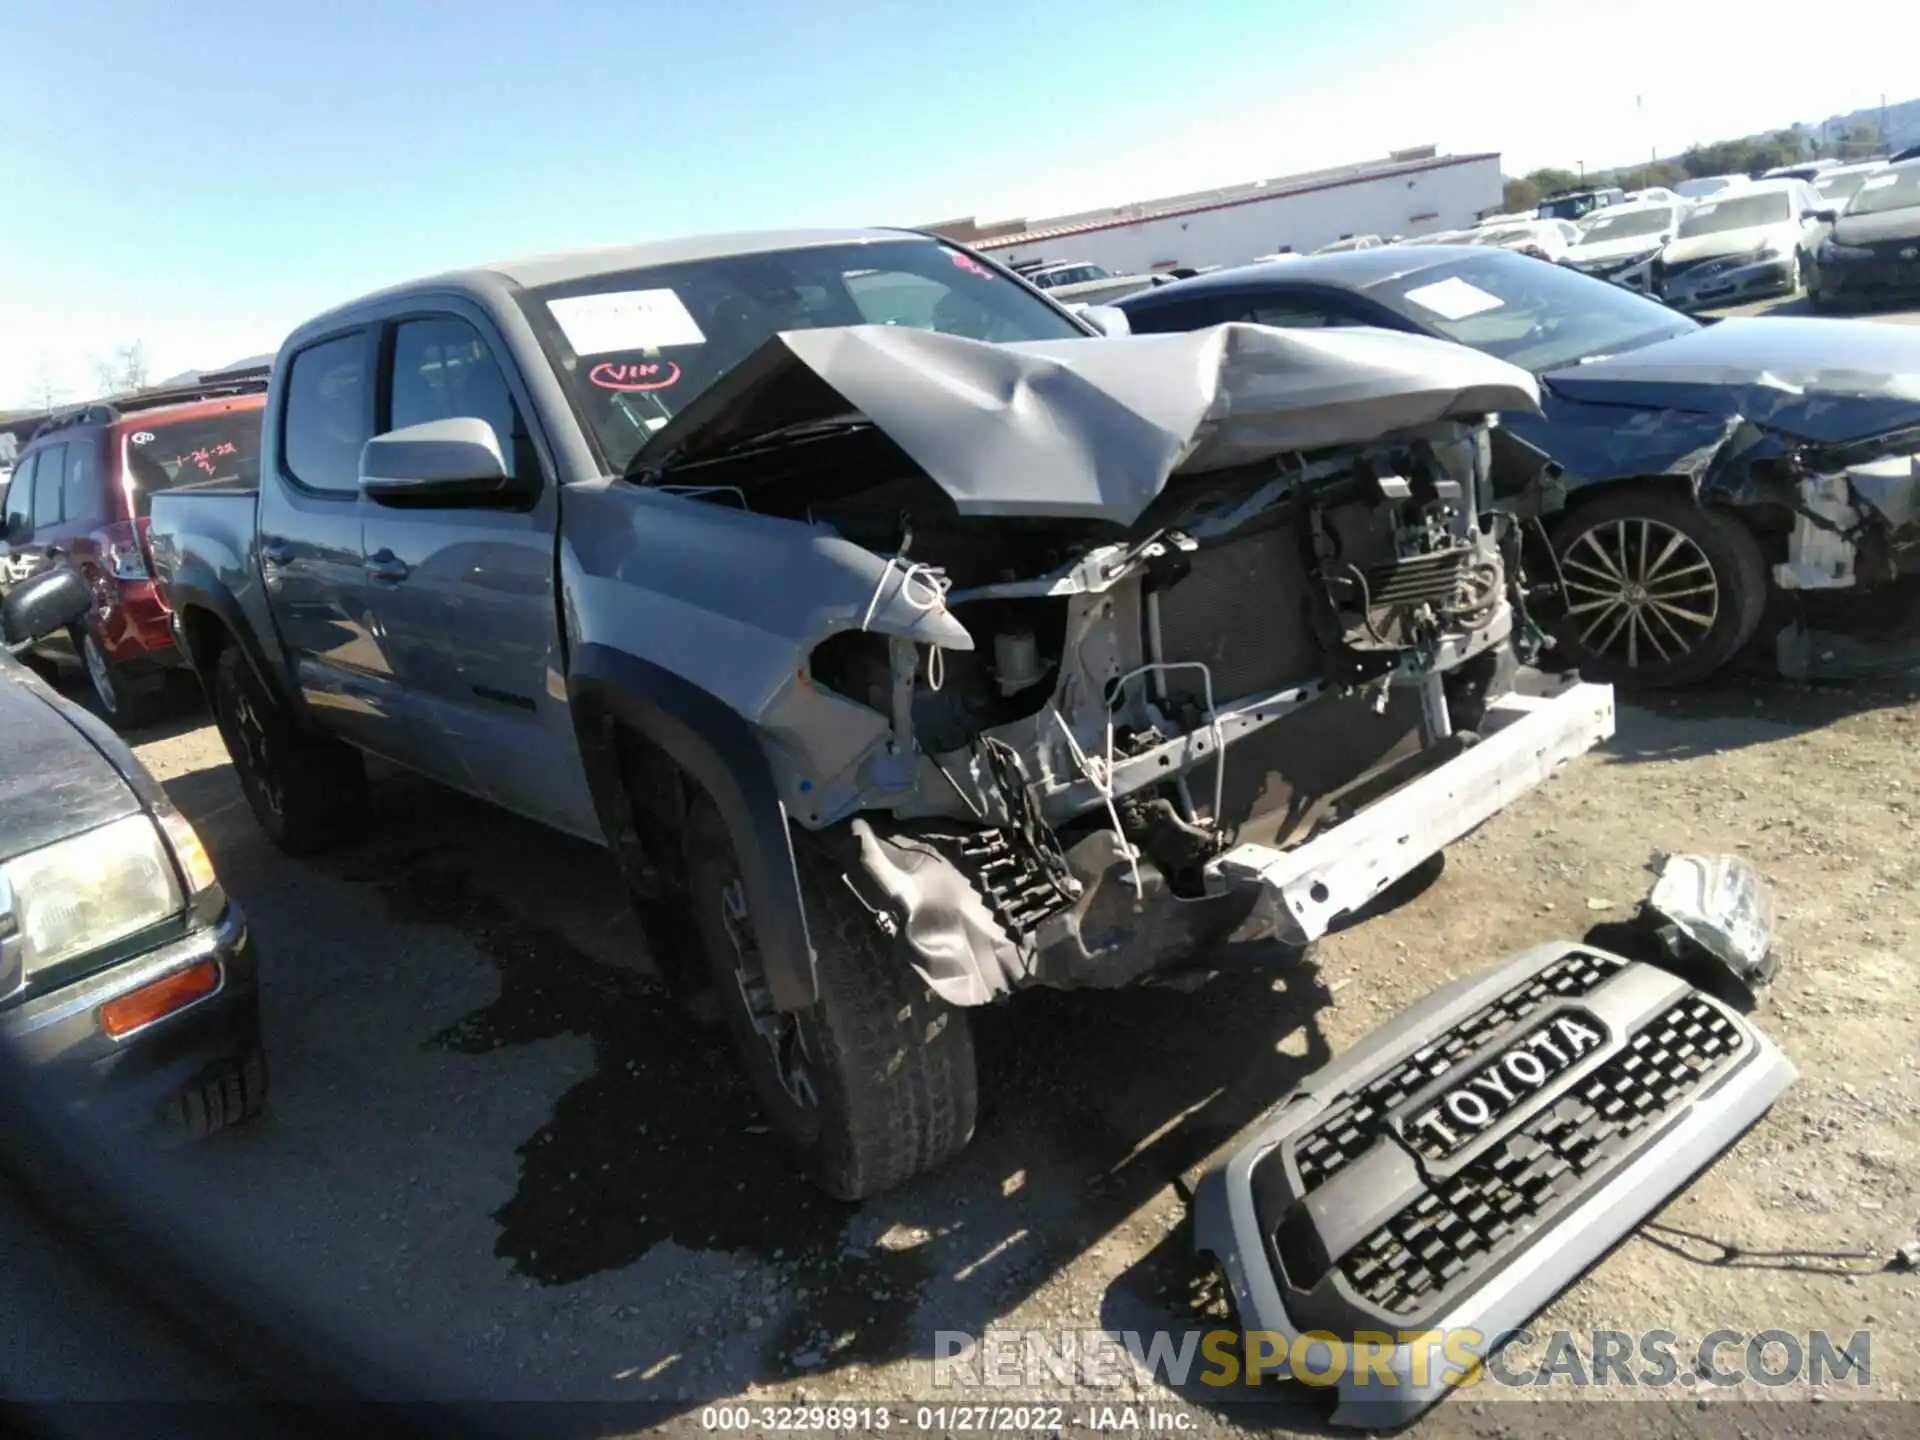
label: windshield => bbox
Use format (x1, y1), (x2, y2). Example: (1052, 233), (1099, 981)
(523, 239), (1084, 474)
(119, 407), (264, 514)
(1676, 192), (1792, 236)
(1814, 169), (1875, 204)
(1468, 226), (1538, 247)
(1576, 207), (1675, 242)
(1844, 167), (1920, 217)
(1368, 249), (1697, 373)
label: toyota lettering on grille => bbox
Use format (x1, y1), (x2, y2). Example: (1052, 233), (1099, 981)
(1403, 1011), (1606, 1159)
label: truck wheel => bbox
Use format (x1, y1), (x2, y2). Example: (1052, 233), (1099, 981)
(683, 795), (977, 1200)
(1548, 486), (1767, 688)
(212, 647), (365, 855)
(73, 625), (169, 732)
(163, 1049), (268, 1140)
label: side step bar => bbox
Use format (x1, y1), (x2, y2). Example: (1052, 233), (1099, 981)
(1192, 941), (1795, 1428)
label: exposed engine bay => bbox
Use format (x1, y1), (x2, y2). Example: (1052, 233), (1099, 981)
(633, 323), (1615, 1006)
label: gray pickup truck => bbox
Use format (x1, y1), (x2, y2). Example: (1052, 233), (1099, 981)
(147, 228), (1615, 1200)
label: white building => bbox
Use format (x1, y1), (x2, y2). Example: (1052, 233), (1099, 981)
(926, 147), (1503, 275)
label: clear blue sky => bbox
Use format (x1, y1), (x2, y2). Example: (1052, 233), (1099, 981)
(4, 0), (1915, 405)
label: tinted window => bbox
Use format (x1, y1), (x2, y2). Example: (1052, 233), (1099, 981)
(123, 409), (265, 514)
(32, 444), (64, 526)
(282, 335), (371, 492)
(4, 453), (38, 537)
(1242, 298), (1364, 328)
(1116, 295), (1230, 334)
(388, 317), (522, 475)
(1367, 250), (1697, 373)
(62, 441), (105, 524)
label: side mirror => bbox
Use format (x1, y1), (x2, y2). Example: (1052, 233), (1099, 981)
(358, 418), (527, 508)
(1811, 207), (1839, 224)
(1073, 304), (1132, 338)
(3, 512), (28, 546)
(3, 565), (91, 648)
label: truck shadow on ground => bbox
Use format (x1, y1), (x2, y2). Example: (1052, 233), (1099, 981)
(159, 757), (1338, 1413)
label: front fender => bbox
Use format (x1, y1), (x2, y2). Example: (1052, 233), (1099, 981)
(568, 643), (817, 1011)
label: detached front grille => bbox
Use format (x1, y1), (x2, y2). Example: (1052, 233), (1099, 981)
(1338, 995), (1745, 1317)
(1292, 949), (1625, 1192)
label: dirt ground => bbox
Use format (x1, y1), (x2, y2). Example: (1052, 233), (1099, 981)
(85, 658), (1916, 1436)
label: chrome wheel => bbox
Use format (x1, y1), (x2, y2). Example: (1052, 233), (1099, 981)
(719, 876), (818, 1111)
(1559, 517), (1720, 670)
(83, 633), (117, 714)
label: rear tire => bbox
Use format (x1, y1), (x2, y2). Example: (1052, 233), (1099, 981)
(73, 626), (169, 732)
(212, 647), (365, 855)
(1548, 486), (1768, 688)
(163, 1048), (268, 1140)
(683, 795), (977, 1200)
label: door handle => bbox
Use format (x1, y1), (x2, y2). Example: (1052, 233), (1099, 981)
(261, 539), (294, 566)
(365, 549), (410, 583)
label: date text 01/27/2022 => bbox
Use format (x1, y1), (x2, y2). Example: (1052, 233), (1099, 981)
(698, 1404), (1192, 1431)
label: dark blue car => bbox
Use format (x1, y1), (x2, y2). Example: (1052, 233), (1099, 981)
(1117, 247), (1920, 686)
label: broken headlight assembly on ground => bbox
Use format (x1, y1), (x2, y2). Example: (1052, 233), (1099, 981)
(1193, 858), (1794, 1429)
(1584, 851), (1780, 1008)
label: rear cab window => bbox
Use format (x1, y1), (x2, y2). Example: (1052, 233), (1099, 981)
(117, 404), (266, 516)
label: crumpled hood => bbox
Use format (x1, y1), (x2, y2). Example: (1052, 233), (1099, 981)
(1540, 317), (1920, 446)
(635, 322), (1541, 525)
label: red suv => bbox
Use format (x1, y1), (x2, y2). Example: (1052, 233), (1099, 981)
(0, 382), (266, 729)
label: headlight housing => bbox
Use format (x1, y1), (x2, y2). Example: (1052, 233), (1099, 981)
(0, 815), (185, 994)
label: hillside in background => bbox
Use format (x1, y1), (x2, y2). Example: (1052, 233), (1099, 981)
(1503, 94), (1917, 213)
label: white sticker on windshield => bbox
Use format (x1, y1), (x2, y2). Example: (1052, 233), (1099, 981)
(1860, 174), (1900, 191)
(1401, 276), (1506, 321)
(1692, 202), (1718, 217)
(547, 289), (706, 356)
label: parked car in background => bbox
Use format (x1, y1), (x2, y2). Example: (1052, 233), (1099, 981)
(0, 565), (264, 1140)
(0, 382), (266, 729)
(1807, 156), (1920, 310)
(1046, 271), (1167, 305)
(1015, 261), (1112, 290)
(1536, 186), (1625, 221)
(148, 227), (1613, 1198)
(1810, 159), (1890, 212)
(1114, 246), (1920, 687)
(1762, 159), (1839, 183)
(1466, 218), (1580, 261)
(1560, 200), (1688, 293)
(1652, 179), (1824, 311)
(1674, 173), (1751, 200)
(1622, 186), (1683, 206)
(1396, 228), (1475, 246)
(1312, 234), (1383, 253)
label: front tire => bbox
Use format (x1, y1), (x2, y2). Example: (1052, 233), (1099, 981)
(212, 647), (365, 855)
(683, 795), (977, 1200)
(1548, 486), (1768, 688)
(74, 626), (168, 731)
